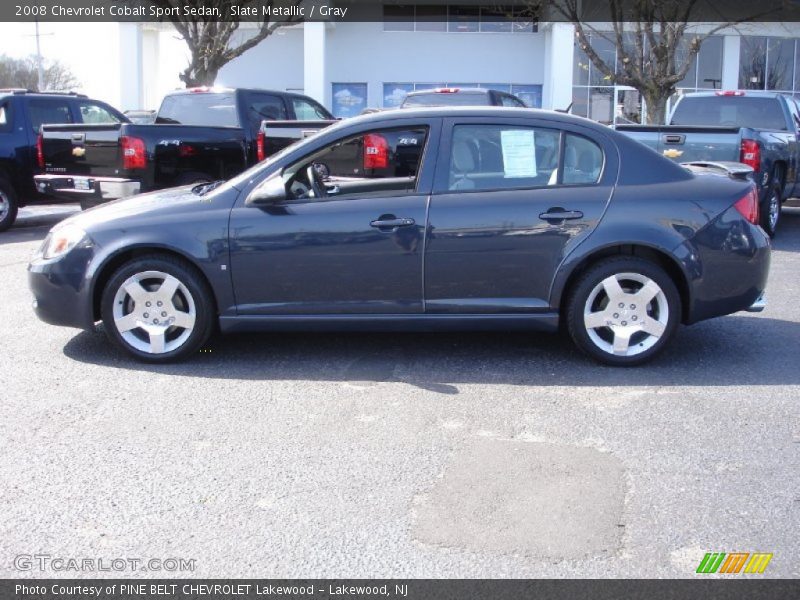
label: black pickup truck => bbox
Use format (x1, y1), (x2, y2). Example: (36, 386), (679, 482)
(35, 87), (336, 209)
(0, 89), (128, 231)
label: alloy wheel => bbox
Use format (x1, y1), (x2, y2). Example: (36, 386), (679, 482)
(583, 272), (669, 357)
(111, 270), (197, 354)
(0, 190), (8, 221)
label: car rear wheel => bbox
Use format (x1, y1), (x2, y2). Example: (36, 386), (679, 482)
(100, 255), (215, 362)
(0, 178), (19, 233)
(760, 171), (782, 237)
(566, 257), (681, 366)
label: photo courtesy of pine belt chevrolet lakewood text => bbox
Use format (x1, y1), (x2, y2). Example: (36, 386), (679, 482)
(28, 107), (770, 366)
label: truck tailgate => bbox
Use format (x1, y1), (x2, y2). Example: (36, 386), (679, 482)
(616, 125), (742, 163)
(40, 123), (123, 178)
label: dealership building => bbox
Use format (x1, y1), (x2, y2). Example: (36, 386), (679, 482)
(104, 13), (800, 124)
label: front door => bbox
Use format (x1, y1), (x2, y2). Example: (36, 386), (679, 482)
(228, 120), (438, 315)
(424, 117), (617, 313)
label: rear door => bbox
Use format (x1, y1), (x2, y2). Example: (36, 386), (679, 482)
(424, 116), (617, 313)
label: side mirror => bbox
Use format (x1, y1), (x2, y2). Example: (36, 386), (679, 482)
(246, 174), (287, 206)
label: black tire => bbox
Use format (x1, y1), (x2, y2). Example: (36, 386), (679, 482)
(100, 254), (215, 363)
(566, 257), (681, 367)
(0, 177), (19, 233)
(759, 169), (783, 238)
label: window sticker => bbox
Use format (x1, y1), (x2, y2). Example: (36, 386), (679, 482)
(501, 129), (537, 178)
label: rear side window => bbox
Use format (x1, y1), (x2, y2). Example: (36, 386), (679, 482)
(78, 101), (122, 124)
(246, 93), (287, 133)
(28, 99), (73, 133)
(670, 96), (787, 130)
(157, 93), (239, 127)
(500, 94), (525, 108)
(447, 124), (560, 191)
(403, 92), (490, 107)
(447, 125), (603, 191)
(292, 98), (331, 121)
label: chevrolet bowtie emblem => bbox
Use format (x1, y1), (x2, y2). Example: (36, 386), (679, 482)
(663, 148), (683, 158)
(72, 147), (86, 157)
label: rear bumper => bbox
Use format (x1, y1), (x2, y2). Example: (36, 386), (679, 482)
(35, 174), (140, 202)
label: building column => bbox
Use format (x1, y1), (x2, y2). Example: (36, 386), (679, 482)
(543, 22), (575, 111)
(117, 23), (143, 111)
(304, 22), (327, 106)
(722, 35), (741, 91)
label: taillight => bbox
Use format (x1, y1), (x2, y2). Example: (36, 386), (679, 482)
(733, 186), (759, 225)
(364, 133), (389, 170)
(120, 136), (146, 170)
(36, 132), (44, 169)
(740, 139), (761, 172)
(256, 131), (266, 162)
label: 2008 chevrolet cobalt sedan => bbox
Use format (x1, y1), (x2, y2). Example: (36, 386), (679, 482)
(28, 107), (769, 366)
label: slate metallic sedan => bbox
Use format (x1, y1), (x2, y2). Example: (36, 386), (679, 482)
(28, 108), (770, 366)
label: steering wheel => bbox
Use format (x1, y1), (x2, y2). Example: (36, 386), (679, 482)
(306, 165), (327, 199)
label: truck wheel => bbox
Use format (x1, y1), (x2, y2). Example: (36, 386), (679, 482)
(760, 170), (783, 237)
(0, 178), (19, 233)
(566, 257), (681, 367)
(100, 254), (216, 363)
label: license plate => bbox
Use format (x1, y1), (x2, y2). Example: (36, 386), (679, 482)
(73, 177), (91, 191)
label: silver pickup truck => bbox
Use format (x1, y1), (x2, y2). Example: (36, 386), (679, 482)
(617, 90), (800, 236)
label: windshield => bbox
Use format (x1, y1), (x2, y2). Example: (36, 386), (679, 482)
(402, 92), (490, 107)
(670, 96), (787, 130)
(156, 92), (239, 127)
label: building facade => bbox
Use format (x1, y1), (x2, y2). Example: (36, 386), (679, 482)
(112, 17), (800, 125)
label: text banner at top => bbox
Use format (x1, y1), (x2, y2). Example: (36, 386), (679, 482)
(6, 0), (800, 23)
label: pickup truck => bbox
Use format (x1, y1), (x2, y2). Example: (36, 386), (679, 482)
(0, 89), (128, 231)
(35, 87), (336, 209)
(616, 90), (800, 236)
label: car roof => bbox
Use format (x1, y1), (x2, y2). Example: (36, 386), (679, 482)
(342, 105), (609, 132)
(0, 89), (88, 99)
(166, 87), (310, 99)
(683, 90), (784, 98)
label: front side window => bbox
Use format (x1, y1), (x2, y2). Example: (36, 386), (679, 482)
(78, 102), (122, 124)
(28, 99), (73, 133)
(446, 125), (603, 191)
(283, 127), (428, 201)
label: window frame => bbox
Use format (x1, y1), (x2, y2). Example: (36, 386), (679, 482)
(432, 116), (611, 195)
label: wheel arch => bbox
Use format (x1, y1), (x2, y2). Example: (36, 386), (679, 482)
(553, 243), (692, 325)
(91, 244), (218, 322)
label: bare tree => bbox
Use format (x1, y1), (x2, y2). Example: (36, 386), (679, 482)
(148, 0), (303, 87)
(0, 55), (80, 91)
(548, 0), (770, 124)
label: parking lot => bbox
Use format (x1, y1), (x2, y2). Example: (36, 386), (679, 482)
(1, 203), (798, 578)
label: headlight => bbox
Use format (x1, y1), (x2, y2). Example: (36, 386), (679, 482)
(39, 224), (88, 260)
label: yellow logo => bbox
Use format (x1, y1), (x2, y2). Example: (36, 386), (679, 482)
(663, 149), (684, 158)
(72, 147), (86, 157)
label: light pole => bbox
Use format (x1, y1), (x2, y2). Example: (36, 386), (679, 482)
(34, 20), (45, 91)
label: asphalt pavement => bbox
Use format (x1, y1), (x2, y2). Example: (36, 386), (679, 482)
(0, 203), (798, 578)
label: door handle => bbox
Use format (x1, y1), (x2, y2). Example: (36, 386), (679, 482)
(370, 217), (415, 230)
(539, 209), (584, 221)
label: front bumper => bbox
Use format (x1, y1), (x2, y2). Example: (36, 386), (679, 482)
(35, 174), (140, 202)
(28, 245), (96, 330)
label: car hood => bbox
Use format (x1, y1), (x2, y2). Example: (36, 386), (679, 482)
(57, 185), (223, 232)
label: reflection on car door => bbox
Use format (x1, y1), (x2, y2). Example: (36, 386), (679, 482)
(424, 117), (617, 313)
(228, 119), (441, 315)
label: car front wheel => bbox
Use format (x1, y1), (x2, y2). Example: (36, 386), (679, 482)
(566, 257), (681, 366)
(100, 255), (215, 362)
